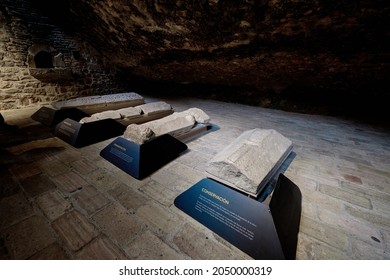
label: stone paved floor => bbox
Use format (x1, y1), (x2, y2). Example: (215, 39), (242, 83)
(1, 96), (389, 260)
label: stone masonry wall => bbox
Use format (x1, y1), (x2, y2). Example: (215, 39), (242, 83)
(0, 1), (122, 110)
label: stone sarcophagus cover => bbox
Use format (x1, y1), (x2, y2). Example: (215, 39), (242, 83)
(206, 128), (293, 197)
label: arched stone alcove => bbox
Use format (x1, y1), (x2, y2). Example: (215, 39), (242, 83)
(27, 43), (72, 82)
(27, 43), (56, 68)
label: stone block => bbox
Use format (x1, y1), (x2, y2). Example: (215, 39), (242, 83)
(84, 169), (123, 192)
(107, 184), (149, 211)
(70, 159), (98, 175)
(124, 230), (184, 259)
(9, 162), (41, 181)
(76, 236), (127, 260)
(206, 128), (293, 196)
(4, 216), (56, 259)
(39, 160), (69, 177)
(50, 170), (89, 193)
(28, 243), (70, 260)
(299, 216), (349, 251)
(319, 184), (372, 209)
(36, 190), (72, 221)
(52, 210), (99, 251)
(136, 202), (182, 235)
(92, 204), (144, 246)
(72, 185), (110, 215)
(139, 180), (177, 207)
(173, 223), (235, 260)
(0, 169), (19, 198)
(20, 173), (56, 197)
(0, 192), (33, 230)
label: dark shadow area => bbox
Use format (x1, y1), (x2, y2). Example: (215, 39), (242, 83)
(34, 51), (53, 68)
(269, 174), (302, 260)
(125, 76), (390, 130)
(257, 152), (297, 203)
(0, 123), (53, 148)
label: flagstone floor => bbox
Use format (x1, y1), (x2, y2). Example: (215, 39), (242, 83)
(1, 95), (389, 260)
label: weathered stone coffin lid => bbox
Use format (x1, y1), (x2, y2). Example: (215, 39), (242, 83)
(206, 129), (293, 197)
(52, 92), (145, 114)
(79, 101), (174, 124)
(122, 107), (210, 144)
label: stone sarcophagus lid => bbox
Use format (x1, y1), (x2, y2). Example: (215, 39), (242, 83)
(122, 107), (211, 144)
(54, 101), (175, 148)
(31, 92), (145, 126)
(206, 128), (293, 197)
(52, 92), (144, 115)
(78, 101), (173, 125)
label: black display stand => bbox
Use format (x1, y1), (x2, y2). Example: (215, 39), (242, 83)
(100, 135), (188, 179)
(31, 106), (89, 126)
(54, 118), (126, 148)
(269, 173), (302, 260)
(174, 174), (301, 260)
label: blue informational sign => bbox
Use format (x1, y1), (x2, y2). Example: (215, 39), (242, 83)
(174, 178), (285, 260)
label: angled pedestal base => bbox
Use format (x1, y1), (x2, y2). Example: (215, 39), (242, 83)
(100, 135), (188, 179)
(174, 174), (301, 260)
(31, 106), (89, 126)
(54, 118), (126, 148)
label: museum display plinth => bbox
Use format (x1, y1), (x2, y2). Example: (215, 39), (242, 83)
(31, 106), (89, 126)
(174, 174), (301, 260)
(54, 118), (126, 148)
(100, 135), (188, 179)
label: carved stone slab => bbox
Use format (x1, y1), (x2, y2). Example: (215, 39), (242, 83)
(78, 101), (172, 124)
(123, 108), (210, 144)
(206, 129), (293, 197)
(52, 92), (144, 114)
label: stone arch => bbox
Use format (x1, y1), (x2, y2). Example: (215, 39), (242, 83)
(27, 43), (72, 82)
(27, 43), (56, 68)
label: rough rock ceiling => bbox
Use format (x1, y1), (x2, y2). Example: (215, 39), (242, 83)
(33, 1), (390, 109)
